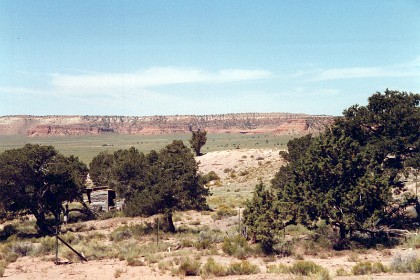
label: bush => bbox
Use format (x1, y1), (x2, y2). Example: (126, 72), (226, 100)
(372, 262), (388, 273)
(403, 234), (420, 249)
(316, 268), (332, 280)
(268, 261), (329, 278)
(195, 230), (223, 250)
(347, 252), (360, 262)
(110, 226), (132, 242)
(11, 243), (33, 257)
(0, 225), (17, 241)
(177, 258), (201, 276)
(211, 204), (237, 220)
(130, 222), (154, 237)
(158, 260), (173, 272)
(194, 239), (212, 250)
(228, 260), (260, 275)
(126, 257), (145, 266)
(181, 239), (195, 248)
(352, 261), (373, 275)
(4, 252), (18, 263)
(289, 260), (323, 276)
(412, 258), (420, 273)
(201, 257), (228, 277)
(335, 267), (351, 276)
(274, 240), (293, 257)
(36, 236), (56, 255)
(391, 252), (420, 273)
(114, 268), (126, 278)
(0, 260), (6, 277)
(222, 235), (251, 259)
(201, 171), (220, 185)
(266, 263), (289, 274)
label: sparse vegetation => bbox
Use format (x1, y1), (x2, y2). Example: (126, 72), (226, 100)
(391, 252), (420, 273)
(228, 260), (260, 275)
(201, 257), (228, 277)
(114, 268), (126, 278)
(335, 267), (351, 276)
(211, 204), (237, 220)
(222, 235), (251, 259)
(176, 258), (201, 276)
(0, 90), (418, 279)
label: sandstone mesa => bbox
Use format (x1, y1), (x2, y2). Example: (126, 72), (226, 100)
(0, 113), (334, 137)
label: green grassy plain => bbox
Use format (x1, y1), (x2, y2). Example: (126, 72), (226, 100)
(0, 133), (295, 164)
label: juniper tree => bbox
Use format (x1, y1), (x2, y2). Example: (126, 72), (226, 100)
(0, 144), (88, 234)
(112, 141), (209, 232)
(243, 182), (281, 253)
(189, 129), (207, 156)
(269, 90), (419, 240)
(89, 151), (115, 186)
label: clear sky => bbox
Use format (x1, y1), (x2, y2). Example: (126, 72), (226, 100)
(1, 1), (419, 116)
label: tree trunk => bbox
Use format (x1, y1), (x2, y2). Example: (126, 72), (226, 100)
(165, 211), (176, 233)
(339, 224), (347, 240)
(34, 210), (52, 235)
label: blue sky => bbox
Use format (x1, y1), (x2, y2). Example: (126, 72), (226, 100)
(1, 1), (419, 116)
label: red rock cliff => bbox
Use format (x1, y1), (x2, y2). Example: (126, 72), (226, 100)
(0, 113), (334, 137)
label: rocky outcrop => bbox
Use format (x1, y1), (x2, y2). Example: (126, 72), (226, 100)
(0, 113), (335, 137)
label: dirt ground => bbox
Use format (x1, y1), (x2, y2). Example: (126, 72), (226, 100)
(4, 257), (420, 280)
(2, 149), (420, 279)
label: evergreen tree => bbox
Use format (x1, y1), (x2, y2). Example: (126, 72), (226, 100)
(189, 129), (207, 156)
(267, 90), (419, 240)
(112, 141), (209, 232)
(0, 144), (87, 234)
(89, 151), (115, 186)
(243, 183), (280, 253)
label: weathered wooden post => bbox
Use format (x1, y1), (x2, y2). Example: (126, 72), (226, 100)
(55, 223), (59, 264)
(156, 218), (160, 247)
(238, 208), (241, 236)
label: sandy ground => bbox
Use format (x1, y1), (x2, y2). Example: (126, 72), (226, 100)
(5, 254), (420, 280)
(2, 149), (420, 279)
(197, 148), (284, 183)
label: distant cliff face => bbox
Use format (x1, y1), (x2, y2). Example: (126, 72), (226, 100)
(0, 113), (335, 137)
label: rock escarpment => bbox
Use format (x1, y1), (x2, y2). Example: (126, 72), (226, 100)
(0, 113), (334, 137)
